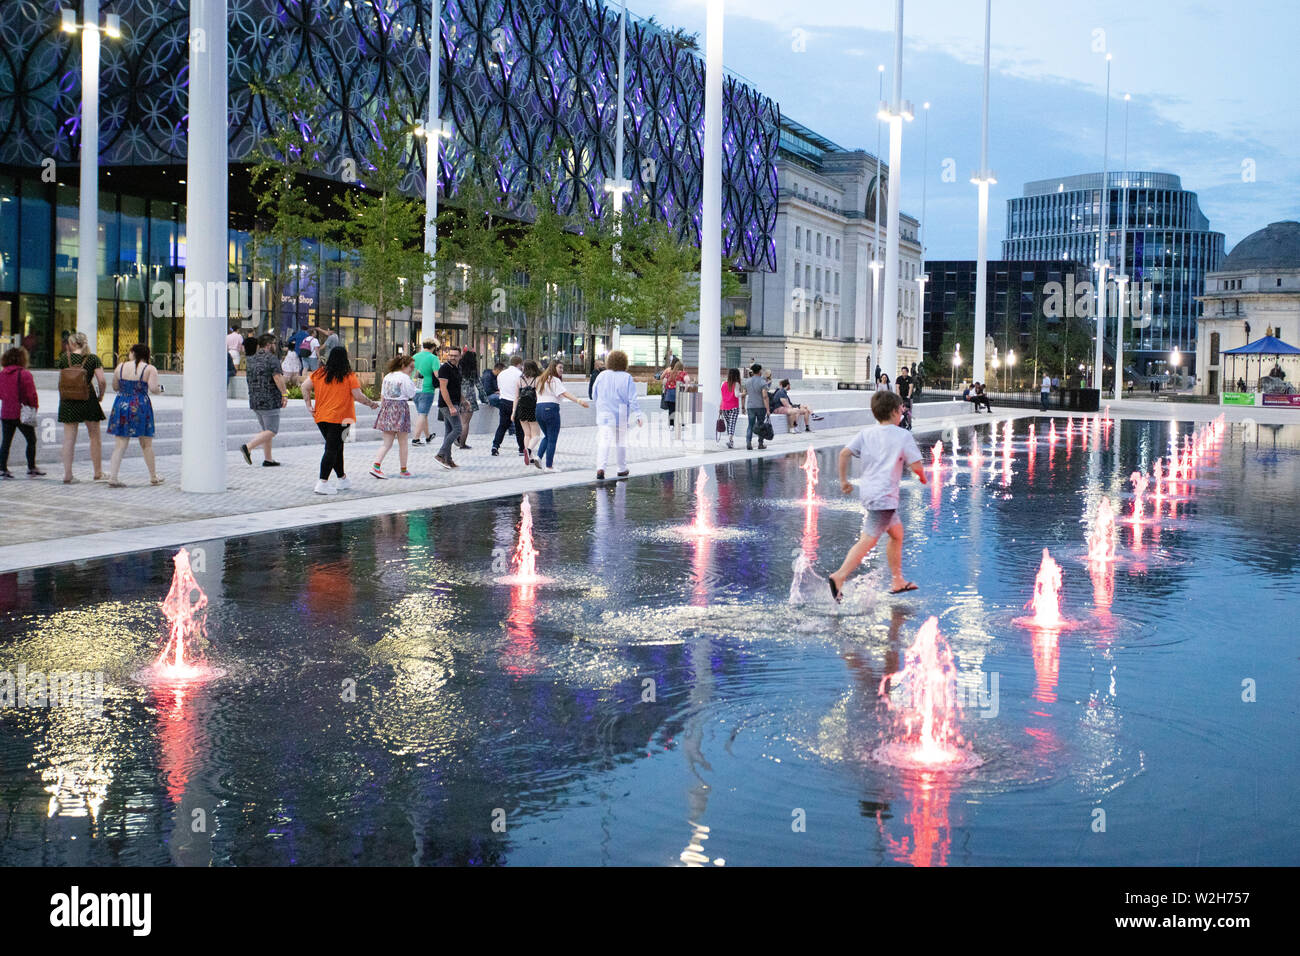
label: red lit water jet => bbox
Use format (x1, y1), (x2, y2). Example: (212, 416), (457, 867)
(1014, 548), (1074, 630)
(496, 496), (554, 586)
(1048, 420), (1058, 444)
(1087, 499), (1118, 610)
(801, 447), (819, 503)
(1126, 471), (1149, 525)
(137, 549), (225, 689)
(691, 466), (712, 534)
(871, 617), (983, 771)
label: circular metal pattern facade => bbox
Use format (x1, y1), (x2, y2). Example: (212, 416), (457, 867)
(0, 0), (780, 271)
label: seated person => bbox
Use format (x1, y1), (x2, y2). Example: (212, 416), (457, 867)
(972, 382), (993, 412)
(772, 379), (815, 432)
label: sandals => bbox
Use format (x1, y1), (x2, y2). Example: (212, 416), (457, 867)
(150, 476), (165, 486)
(107, 478), (126, 488)
(889, 582), (919, 594)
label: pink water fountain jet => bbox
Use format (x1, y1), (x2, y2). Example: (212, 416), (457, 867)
(1126, 471), (1149, 525)
(801, 447), (819, 503)
(1048, 420), (1058, 444)
(1087, 498), (1118, 564)
(690, 466), (713, 534)
(142, 548), (224, 685)
(1014, 548), (1073, 630)
(497, 496), (553, 585)
(871, 617), (983, 772)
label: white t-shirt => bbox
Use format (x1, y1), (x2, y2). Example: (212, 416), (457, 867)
(845, 423), (923, 510)
(536, 376), (571, 405)
(497, 364), (523, 402)
(381, 371), (418, 402)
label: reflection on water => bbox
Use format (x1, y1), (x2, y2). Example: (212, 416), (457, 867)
(0, 419), (1298, 865)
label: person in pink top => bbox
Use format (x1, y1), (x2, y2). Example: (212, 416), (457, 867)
(720, 367), (742, 448)
(0, 346), (44, 478)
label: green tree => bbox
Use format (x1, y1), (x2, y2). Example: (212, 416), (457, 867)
(508, 188), (577, 357)
(248, 71), (330, 334)
(620, 209), (699, 364)
(332, 105), (432, 377)
(434, 176), (510, 354)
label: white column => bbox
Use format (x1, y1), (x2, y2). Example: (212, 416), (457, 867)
(696, 0), (723, 439)
(871, 64), (884, 378)
(181, 0), (229, 493)
(607, 1), (630, 353)
(76, 0), (100, 351)
(420, 1), (441, 343)
(879, 0), (905, 381)
(1094, 54), (1111, 391)
(971, 0), (991, 387)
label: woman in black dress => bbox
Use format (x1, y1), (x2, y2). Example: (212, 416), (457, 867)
(57, 331), (107, 483)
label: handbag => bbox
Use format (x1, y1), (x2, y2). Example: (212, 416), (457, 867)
(715, 415), (725, 435)
(58, 360), (91, 401)
(20, 404), (38, 427)
(758, 420), (775, 441)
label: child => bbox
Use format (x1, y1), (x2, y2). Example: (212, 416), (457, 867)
(828, 390), (927, 602)
(371, 354), (419, 478)
(513, 359), (542, 467)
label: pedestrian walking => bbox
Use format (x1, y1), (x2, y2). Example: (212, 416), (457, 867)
(226, 326), (244, 371)
(106, 343), (163, 486)
(0, 346), (43, 478)
(434, 345), (465, 469)
(1040, 373), (1051, 411)
(57, 331), (107, 484)
(744, 363), (770, 450)
(720, 367), (742, 448)
(493, 354), (525, 456)
(410, 339), (440, 446)
(241, 333), (288, 467)
(280, 342), (303, 387)
(592, 349), (639, 480)
(316, 326), (340, 366)
(660, 359), (689, 428)
(302, 347), (377, 495)
(370, 353), (419, 479)
(457, 347), (480, 448)
(532, 358), (589, 472)
(513, 359), (543, 467)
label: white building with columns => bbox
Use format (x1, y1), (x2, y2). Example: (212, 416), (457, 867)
(685, 119), (924, 383)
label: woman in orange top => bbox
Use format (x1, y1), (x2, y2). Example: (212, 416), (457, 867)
(301, 346), (377, 495)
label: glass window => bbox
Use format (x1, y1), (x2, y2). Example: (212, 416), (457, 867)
(54, 185), (78, 297)
(795, 226), (801, 250)
(20, 180), (52, 294)
(0, 175), (16, 293)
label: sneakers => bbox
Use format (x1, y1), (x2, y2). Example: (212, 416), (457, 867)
(758, 441), (767, 449)
(398, 469), (413, 478)
(370, 464), (386, 479)
(240, 444), (252, 465)
(727, 439), (734, 449)
(0, 470), (13, 479)
(411, 438), (424, 446)
(27, 468), (45, 477)
(314, 479), (338, 495)
(336, 476), (352, 491)
(262, 460), (280, 467)
(458, 442), (472, 450)
(532, 458), (543, 470)
(434, 454), (452, 470)
(491, 447), (500, 456)
(449, 459), (459, 468)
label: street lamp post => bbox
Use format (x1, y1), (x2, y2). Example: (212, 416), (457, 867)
(870, 64), (884, 382)
(918, 101), (929, 366)
(1007, 348), (1016, 391)
(951, 347), (961, 389)
(64, 3), (121, 353)
(878, 0), (913, 381)
(418, 2), (449, 344)
(1093, 53), (1112, 392)
(696, 0), (724, 441)
(971, 0), (994, 388)
(603, 1), (632, 354)
(1114, 92), (1131, 400)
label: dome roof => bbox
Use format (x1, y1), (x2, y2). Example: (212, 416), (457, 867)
(1220, 221), (1300, 271)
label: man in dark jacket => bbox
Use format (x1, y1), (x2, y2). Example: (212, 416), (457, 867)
(588, 358), (605, 398)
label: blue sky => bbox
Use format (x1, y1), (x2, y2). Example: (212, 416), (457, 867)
(622, 0), (1300, 260)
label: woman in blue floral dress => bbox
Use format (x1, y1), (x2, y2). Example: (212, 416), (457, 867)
(106, 343), (163, 487)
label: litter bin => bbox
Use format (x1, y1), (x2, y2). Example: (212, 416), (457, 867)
(1077, 388), (1100, 412)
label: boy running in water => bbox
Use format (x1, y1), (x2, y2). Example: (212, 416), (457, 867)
(828, 390), (927, 601)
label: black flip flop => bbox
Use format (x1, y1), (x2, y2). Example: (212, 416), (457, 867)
(889, 582), (920, 594)
(828, 578), (842, 604)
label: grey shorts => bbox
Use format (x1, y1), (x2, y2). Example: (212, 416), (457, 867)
(254, 409), (281, 435)
(860, 508), (901, 539)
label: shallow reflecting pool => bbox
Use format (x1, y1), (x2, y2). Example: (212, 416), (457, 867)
(1, 417), (1297, 865)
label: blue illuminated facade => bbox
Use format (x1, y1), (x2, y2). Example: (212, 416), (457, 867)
(0, 0), (781, 367)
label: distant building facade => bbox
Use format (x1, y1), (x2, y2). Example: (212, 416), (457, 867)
(1002, 172), (1224, 376)
(1196, 221), (1300, 395)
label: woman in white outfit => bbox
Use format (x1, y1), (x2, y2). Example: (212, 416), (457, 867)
(592, 349), (641, 481)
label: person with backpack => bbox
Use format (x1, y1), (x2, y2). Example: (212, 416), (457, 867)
(57, 331), (107, 483)
(106, 343), (164, 487)
(533, 358), (590, 472)
(0, 346), (43, 478)
(513, 359), (544, 467)
(299, 330), (320, 372)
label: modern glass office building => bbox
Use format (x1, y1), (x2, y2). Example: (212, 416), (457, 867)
(1002, 172), (1224, 374)
(0, 0), (780, 369)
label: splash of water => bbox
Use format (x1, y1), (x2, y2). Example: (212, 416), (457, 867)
(156, 549), (209, 679)
(513, 495), (540, 581)
(1021, 548), (1066, 629)
(1087, 498), (1118, 564)
(872, 617), (982, 771)
(692, 466), (712, 534)
(801, 447), (819, 503)
(1048, 420), (1058, 444)
(1128, 470), (1149, 524)
(931, 439), (943, 477)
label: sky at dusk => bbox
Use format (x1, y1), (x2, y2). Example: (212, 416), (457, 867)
(621, 0), (1300, 261)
